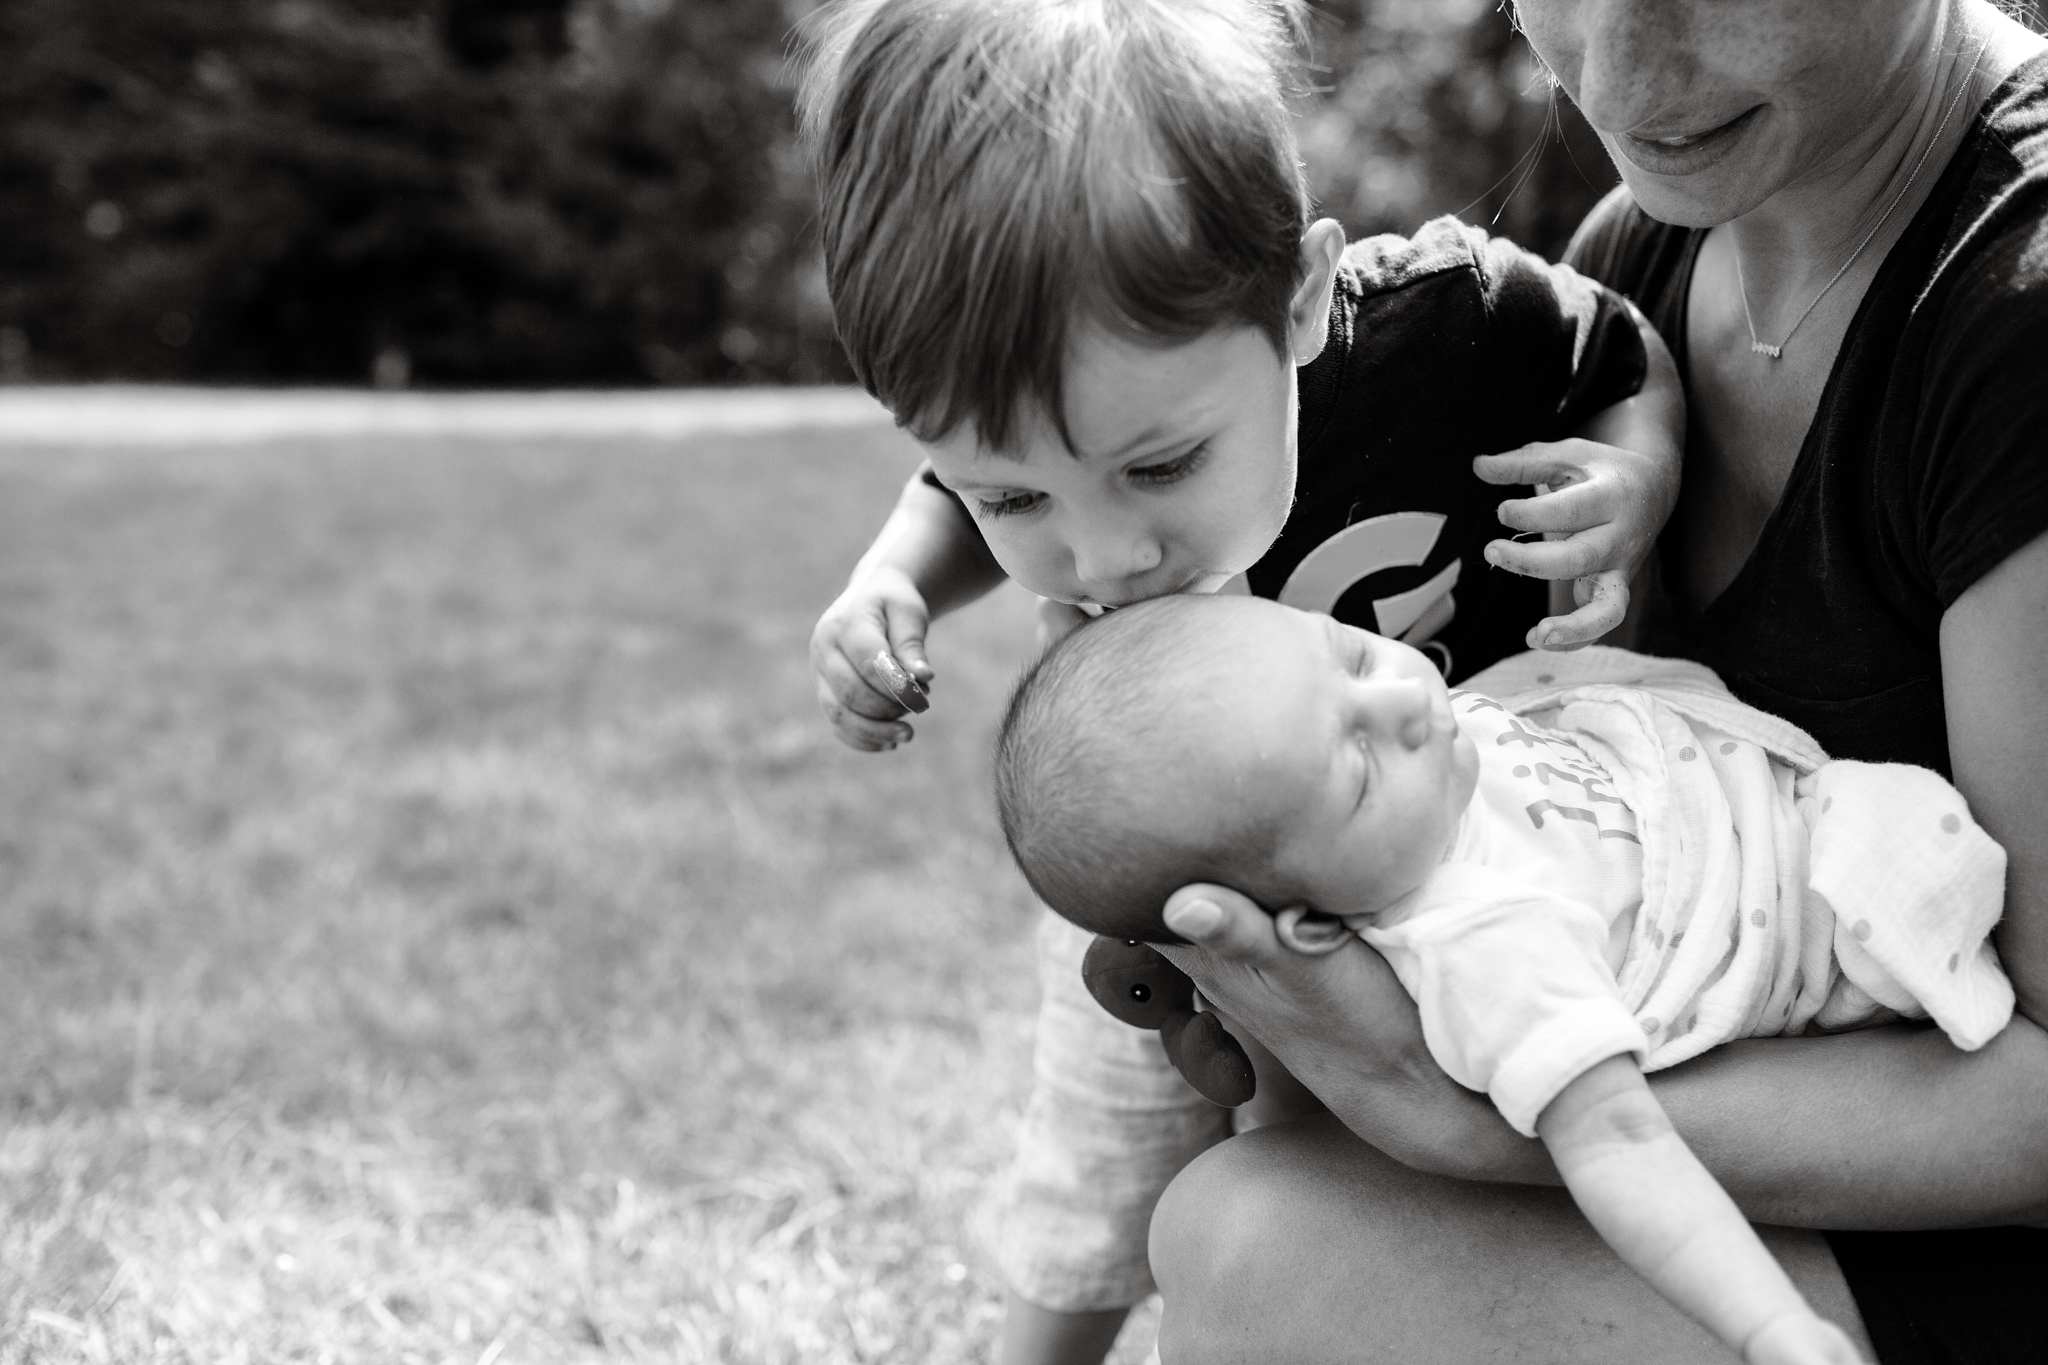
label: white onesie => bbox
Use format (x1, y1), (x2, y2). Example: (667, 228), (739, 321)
(1345, 648), (2014, 1137)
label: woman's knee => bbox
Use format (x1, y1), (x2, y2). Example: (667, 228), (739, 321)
(1150, 1119), (1400, 1324)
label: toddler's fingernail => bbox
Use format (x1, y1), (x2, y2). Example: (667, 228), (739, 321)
(1165, 899), (1222, 937)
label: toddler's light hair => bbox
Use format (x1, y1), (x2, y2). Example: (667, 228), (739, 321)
(796, 0), (1313, 453)
(994, 598), (1293, 942)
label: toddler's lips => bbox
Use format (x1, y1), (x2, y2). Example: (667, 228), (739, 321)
(871, 650), (930, 713)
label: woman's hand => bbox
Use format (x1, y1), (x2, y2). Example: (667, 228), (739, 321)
(1157, 885), (1550, 1180)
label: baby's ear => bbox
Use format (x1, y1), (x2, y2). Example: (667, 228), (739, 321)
(1273, 905), (1349, 955)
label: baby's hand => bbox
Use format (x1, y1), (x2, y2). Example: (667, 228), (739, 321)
(1474, 436), (1677, 650)
(1744, 1311), (1869, 1365)
(809, 566), (936, 752)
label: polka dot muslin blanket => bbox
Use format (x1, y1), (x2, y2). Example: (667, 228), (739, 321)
(1472, 647), (2014, 1066)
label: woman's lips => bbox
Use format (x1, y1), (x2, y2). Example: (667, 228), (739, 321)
(1614, 105), (1763, 176)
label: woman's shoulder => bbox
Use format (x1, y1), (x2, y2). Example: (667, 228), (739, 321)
(1932, 52), (2048, 302)
(1560, 186), (1698, 322)
(1922, 53), (2048, 381)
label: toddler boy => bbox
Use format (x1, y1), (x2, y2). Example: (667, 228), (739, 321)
(799, 0), (1685, 1355)
(996, 593), (2012, 1365)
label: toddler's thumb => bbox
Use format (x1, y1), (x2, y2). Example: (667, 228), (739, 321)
(884, 603), (934, 683)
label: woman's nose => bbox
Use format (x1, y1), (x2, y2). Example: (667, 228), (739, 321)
(1530, 0), (1695, 136)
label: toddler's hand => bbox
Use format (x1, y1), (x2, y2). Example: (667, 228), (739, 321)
(1743, 1311), (1868, 1365)
(1474, 436), (1678, 650)
(809, 566), (936, 752)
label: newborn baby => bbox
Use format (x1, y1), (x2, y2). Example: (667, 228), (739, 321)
(995, 594), (2013, 1365)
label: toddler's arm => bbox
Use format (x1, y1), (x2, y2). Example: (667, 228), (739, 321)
(1537, 1055), (1865, 1365)
(809, 466), (1007, 749)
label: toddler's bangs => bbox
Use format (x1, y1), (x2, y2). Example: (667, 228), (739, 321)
(801, 0), (1312, 453)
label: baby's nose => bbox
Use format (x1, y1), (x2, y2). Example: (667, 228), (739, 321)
(1358, 677), (1434, 750)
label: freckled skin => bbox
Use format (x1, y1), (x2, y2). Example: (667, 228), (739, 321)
(1517, 0), (1942, 228)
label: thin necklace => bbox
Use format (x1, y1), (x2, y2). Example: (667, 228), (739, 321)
(1735, 51), (1982, 360)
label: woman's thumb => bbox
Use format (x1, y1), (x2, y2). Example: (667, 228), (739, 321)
(1163, 884), (1277, 962)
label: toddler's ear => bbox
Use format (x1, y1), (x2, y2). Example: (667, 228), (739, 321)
(1273, 906), (1349, 955)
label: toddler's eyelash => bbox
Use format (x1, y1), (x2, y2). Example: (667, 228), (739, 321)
(1129, 443), (1208, 485)
(974, 491), (1044, 519)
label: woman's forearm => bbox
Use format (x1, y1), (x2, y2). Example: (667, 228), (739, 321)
(1168, 884), (2048, 1229)
(1651, 1015), (2048, 1228)
(1311, 1013), (2048, 1227)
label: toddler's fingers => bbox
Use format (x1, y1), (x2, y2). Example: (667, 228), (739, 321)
(880, 599), (936, 685)
(1483, 529), (1613, 581)
(817, 648), (913, 722)
(1526, 572), (1627, 650)
(816, 677), (914, 751)
(1494, 479), (1611, 536)
(1472, 444), (1582, 489)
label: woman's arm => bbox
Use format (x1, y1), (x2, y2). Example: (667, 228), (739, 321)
(1162, 536), (2048, 1226)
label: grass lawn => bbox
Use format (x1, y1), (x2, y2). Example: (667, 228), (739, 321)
(0, 417), (1162, 1362)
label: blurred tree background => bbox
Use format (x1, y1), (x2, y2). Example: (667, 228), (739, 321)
(3, 0), (2038, 388)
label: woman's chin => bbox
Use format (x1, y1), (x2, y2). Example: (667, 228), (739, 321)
(1602, 138), (1780, 230)
(1614, 171), (1767, 229)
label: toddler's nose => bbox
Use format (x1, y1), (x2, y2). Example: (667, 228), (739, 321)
(1071, 529), (1163, 589)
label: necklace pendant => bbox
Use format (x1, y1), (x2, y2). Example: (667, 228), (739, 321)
(1751, 341), (1783, 359)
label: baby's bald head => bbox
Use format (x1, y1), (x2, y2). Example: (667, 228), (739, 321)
(993, 596), (1293, 942)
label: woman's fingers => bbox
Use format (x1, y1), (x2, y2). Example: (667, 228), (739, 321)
(1162, 884), (1284, 963)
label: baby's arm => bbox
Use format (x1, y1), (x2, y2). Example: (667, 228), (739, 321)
(809, 465), (1007, 749)
(1537, 1055), (1865, 1365)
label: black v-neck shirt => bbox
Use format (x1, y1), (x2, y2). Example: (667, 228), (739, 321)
(1567, 54), (2048, 777)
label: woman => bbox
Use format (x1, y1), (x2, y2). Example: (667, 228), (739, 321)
(1148, 1), (2048, 1360)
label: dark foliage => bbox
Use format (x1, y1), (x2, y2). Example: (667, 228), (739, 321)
(0, 0), (836, 385)
(7, 0), (2033, 386)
